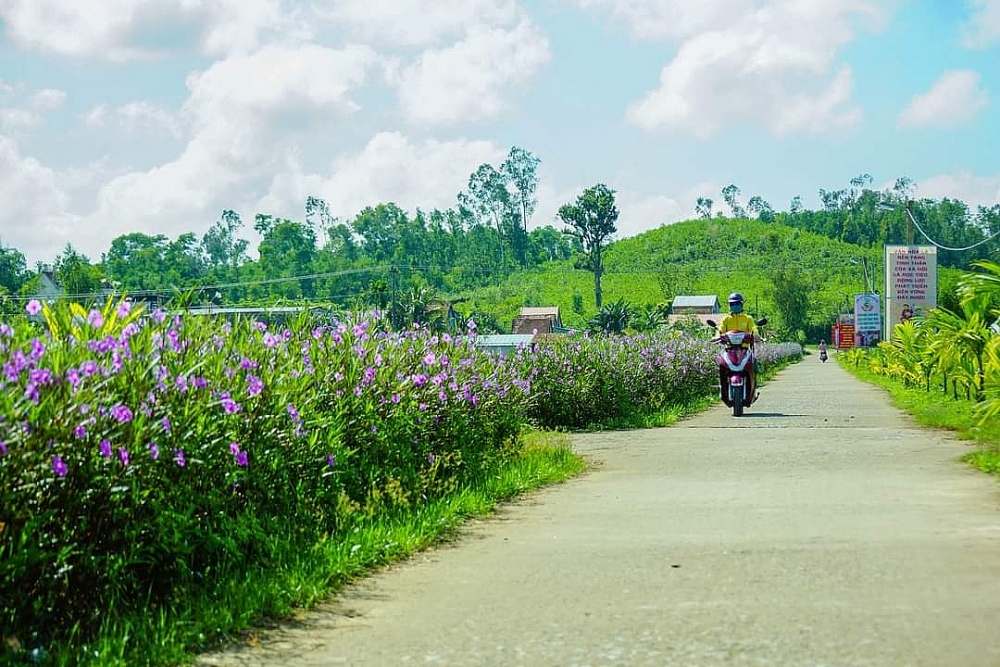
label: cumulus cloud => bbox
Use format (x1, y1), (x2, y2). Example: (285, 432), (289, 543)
(320, 0), (521, 47)
(257, 132), (508, 222)
(963, 0), (1000, 48)
(897, 70), (989, 129)
(0, 83), (66, 133)
(606, 0), (879, 137)
(396, 20), (550, 125)
(75, 42), (379, 251)
(84, 101), (184, 137)
(0, 136), (80, 263)
(574, 0), (755, 41)
(0, 0), (302, 60)
(915, 171), (1000, 209)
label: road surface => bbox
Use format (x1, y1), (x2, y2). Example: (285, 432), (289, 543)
(198, 358), (1000, 667)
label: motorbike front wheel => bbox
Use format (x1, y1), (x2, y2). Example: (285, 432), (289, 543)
(730, 383), (744, 417)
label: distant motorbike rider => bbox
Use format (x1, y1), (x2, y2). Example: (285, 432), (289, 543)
(717, 293), (759, 401)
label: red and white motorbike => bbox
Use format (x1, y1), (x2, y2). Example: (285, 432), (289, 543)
(706, 318), (767, 417)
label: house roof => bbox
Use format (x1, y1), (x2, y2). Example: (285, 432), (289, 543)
(671, 295), (719, 308)
(518, 306), (560, 317)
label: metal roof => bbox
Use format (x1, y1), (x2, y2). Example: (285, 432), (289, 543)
(671, 295), (719, 308)
(518, 307), (560, 317)
(474, 334), (536, 347)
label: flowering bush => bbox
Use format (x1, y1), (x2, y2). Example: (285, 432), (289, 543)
(0, 298), (802, 656)
(508, 331), (718, 429)
(0, 299), (529, 649)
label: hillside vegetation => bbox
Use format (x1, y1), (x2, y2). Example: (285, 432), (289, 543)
(463, 217), (964, 341)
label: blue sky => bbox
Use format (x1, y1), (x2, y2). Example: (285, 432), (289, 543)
(1, 0), (999, 265)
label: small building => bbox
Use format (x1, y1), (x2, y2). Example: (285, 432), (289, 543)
(668, 295), (721, 328)
(670, 295), (720, 315)
(473, 334), (536, 357)
(512, 306), (562, 334)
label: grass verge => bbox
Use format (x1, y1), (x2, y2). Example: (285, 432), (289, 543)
(20, 432), (584, 667)
(837, 353), (1000, 477)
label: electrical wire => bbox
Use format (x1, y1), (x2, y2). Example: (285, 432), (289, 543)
(906, 207), (1000, 252)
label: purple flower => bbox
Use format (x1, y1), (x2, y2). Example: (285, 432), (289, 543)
(80, 360), (99, 377)
(0, 323), (12, 337)
(52, 455), (68, 477)
(152, 308), (167, 324)
(246, 374), (264, 397)
(326, 454), (336, 467)
(423, 352), (436, 366)
(0, 440), (6, 455)
(235, 450), (248, 467)
(119, 448), (130, 466)
(87, 309), (104, 329)
(73, 424), (87, 440)
(99, 439), (112, 457)
(391, 393), (400, 404)
(26, 299), (42, 315)
(110, 404), (133, 423)
(263, 333), (280, 348)
(229, 441), (241, 456)
(161, 417), (171, 433)
(148, 443), (160, 460)
(428, 453), (436, 465)
(220, 396), (241, 414)
(287, 404), (300, 420)
(174, 375), (190, 393)
(174, 449), (186, 467)
(117, 301), (132, 318)
(411, 373), (429, 387)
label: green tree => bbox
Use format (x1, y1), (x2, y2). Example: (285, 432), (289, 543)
(54, 244), (104, 298)
(769, 265), (810, 340)
(0, 244), (29, 295)
(461, 163), (512, 275)
(559, 184), (619, 309)
(501, 146), (540, 266)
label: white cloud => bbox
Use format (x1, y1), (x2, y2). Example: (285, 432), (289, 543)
(915, 171), (1000, 209)
(619, 1), (879, 137)
(0, 84), (66, 132)
(257, 132), (507, 221)
(0, 0), (302, 60)
(574, 0), (755, 41)
(29, 89), (66, 111)
(320, 0), (521, 47)
(0, 136), (80, 263)
(963, 0), (1000, 48)
(76, 43), (379, 251)
(84, 101), (184, 137)
(396, 20), (550, 124)
(897, 70), (989, 129)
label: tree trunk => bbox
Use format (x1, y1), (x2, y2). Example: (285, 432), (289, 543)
(594, 264), (603, 309)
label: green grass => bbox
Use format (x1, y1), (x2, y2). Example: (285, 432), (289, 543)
(23, 433), (585, 667)
(838, 355), (1000, 477)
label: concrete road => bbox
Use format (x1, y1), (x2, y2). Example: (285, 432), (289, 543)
(198, 358), (1000, 667)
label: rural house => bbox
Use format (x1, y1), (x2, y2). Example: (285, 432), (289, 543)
(668, 295), (721, 327)
(512, 306), (563, 334)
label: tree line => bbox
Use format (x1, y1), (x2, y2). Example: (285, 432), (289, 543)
(2, 158), (998, 321)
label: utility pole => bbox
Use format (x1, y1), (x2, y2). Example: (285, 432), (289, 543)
(905, 200), (915, 246)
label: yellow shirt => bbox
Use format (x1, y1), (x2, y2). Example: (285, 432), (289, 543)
(718, 312), (757, 341)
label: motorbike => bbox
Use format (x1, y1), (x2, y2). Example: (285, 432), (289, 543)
(819, 348), (828, 363)
(706, 318), (767, 417)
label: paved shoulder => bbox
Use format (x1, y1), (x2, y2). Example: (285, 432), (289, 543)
(199, 359), (1000, 667)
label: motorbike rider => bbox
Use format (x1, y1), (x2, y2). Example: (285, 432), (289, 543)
(716, 293), (759, 402)
(818, 339), (828, 362)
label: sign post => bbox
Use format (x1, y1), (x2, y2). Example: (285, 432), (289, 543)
(884, 245), (936, 341)
(853, 293), (881, 347)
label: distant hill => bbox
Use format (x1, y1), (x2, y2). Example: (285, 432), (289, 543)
(460, 217), (962, 340)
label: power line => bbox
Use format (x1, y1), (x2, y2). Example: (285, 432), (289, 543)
(905, 206), (1000, 252)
